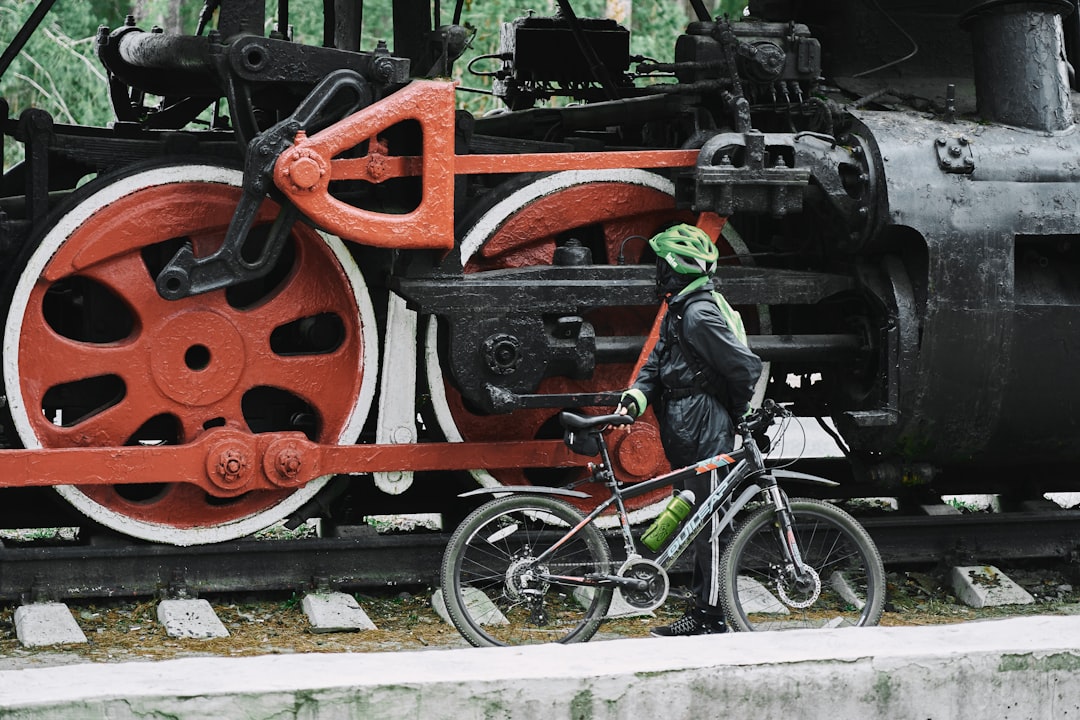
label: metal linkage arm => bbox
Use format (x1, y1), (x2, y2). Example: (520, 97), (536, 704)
(155, 69), (371, 300)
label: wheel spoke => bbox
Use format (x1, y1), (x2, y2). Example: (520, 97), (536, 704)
(722, 500), (884, 632)
(74, 251), (175, 327)
(177, 394), (245, 441)
(44, 396), (154, 447)
(24, 334), (141, 391)
(441, 496), (613, 647)
(243, 349), (360, 409)
(243, 240), (353, 333)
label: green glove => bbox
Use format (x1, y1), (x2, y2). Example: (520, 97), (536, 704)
(619, 389), (647, 418)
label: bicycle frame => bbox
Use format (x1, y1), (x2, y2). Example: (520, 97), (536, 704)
(533, 423), (802, 589)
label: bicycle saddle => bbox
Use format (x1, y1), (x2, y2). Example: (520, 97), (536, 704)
(558, 412), (634, 431)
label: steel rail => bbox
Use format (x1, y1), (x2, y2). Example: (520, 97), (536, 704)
(1, 510), (1078, 602)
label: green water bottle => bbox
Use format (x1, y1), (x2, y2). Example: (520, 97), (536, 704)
(641, 490), (696, 551)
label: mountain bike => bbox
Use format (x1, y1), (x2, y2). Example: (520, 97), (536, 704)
(439, 400), (885, 647)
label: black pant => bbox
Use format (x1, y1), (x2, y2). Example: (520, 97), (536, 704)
(679, 467), (727, 615)
(659, 394), (735, 615)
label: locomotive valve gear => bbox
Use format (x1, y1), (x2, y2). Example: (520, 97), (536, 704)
(155, 69), (371, 300)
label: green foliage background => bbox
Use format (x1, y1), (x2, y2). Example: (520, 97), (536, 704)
(2, 0), (746, 169)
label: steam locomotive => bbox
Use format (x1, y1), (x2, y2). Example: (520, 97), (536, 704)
(2, 0), (1077, 546)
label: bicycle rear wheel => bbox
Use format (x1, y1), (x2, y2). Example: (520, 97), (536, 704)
(721, 498), (885, 631)
(440, 495), (614, 647)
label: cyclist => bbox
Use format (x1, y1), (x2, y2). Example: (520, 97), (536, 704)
(617, 223), (763, 636)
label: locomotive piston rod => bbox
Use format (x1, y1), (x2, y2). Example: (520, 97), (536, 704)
(595, 333), (863, 364)
(398, 264), (860, 409)
(395, 264), (855, 310)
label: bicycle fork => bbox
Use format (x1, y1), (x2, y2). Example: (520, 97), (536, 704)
(763, 479), (813, 583)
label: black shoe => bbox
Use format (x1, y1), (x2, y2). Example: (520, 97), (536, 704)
(650, 608), (727, 637)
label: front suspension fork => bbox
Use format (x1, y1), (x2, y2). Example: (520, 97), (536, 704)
(764, 481), (811, 578)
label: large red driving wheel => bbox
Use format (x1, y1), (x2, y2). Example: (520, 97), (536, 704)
(427, 170), (747, 523)
(2, 164), (376, 544)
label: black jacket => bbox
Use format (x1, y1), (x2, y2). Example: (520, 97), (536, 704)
(629, 282), (763, 467)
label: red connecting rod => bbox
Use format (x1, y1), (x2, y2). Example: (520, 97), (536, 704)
(0, 429), (591, 497)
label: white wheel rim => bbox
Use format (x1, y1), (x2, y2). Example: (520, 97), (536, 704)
(3, 165), (378, 545)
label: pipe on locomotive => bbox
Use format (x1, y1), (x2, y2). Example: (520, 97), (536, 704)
(95, 25), (220, 98)
(961, 0), (1075, 132)
(595, 334), (863, 364)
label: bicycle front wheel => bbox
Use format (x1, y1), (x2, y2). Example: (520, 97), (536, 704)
(439, 495), (614, 647)
(721, 498), (885, 631)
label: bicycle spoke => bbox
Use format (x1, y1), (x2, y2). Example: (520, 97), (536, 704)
(721, 499), (884, 632)
(440, 496), (614, 647)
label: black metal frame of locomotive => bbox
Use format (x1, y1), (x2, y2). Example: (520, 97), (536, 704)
(3, 0), (1080, 545)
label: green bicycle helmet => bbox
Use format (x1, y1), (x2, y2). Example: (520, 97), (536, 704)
(649, 223), (719, 276)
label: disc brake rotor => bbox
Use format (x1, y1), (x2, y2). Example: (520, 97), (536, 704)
(776, 565), (822, 609)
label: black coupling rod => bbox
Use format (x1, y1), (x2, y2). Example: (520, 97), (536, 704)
(596, 334), (863, 364)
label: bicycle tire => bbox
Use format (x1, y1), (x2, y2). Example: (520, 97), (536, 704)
(440, 495), (614, 647)
(720, 498), (885, 631)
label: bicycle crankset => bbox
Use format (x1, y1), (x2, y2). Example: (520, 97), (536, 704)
(617, 558), (669, 611)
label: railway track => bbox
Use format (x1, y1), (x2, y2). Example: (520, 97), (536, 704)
(2, 507), (1079, 602)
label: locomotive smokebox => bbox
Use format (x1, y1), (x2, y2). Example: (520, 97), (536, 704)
(961, 0), (1075, 132)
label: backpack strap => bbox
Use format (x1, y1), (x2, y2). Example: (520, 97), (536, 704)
(673, 294), (724, 398)
(710, 290), (748, 346)
(673, 289), (749, 409)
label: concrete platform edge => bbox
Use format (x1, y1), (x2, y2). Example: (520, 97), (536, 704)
(2, 615), (1079, 719)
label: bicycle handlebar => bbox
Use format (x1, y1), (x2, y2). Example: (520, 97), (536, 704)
(738, 399), (791, 435)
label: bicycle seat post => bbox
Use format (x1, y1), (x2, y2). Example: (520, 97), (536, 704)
(596, 430), (638, 557)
